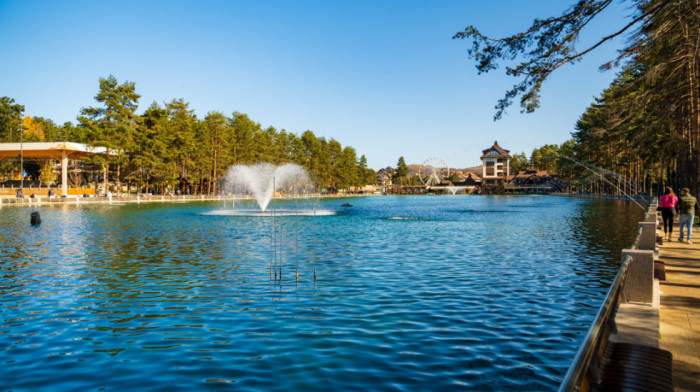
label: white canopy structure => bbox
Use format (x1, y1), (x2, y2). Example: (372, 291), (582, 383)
(0, 142), (109, 196)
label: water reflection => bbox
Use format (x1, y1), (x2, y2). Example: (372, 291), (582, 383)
(0, 196), (643, 391)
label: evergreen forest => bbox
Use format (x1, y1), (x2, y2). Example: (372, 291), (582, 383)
(0, 76), (376, 195)
(456, 0), (700, 195)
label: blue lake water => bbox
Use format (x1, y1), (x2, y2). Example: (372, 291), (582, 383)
(0, 195), (643, 391)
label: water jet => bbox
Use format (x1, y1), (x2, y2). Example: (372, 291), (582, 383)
(224, 163), (313, 211)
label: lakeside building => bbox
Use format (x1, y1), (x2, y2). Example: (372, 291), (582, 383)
(0, 142), (108, 197)
(510, 168), (556, 186)
(480, 141), (511, 186)
(504, 168), (562, 193)
(461, 171), (482, 185)
(451, 172), (482, 191)
(376, 169), (393, 186)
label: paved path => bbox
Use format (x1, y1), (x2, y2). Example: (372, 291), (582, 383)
(658, 235), (700, 392)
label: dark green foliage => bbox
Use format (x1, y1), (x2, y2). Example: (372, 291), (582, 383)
(358, 155), (376, 185)
(1, 77), (373, 193)
(0, 97), (24, 142)
(393, 156), (408, 184)
(78, 75), (141, 193)
(457, 0), (699, 195)
(454, 0), (673, 120)
(0, 97), (25, 179)
(509, 152), (529, 174)
(530, 144), (560, 173)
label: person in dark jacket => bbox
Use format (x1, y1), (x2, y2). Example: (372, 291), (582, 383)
(677, 188), (698, 244)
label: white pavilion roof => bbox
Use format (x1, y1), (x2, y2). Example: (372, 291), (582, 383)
(0, 142), (110, 159)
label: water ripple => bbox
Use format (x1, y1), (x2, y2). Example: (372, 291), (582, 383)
(0, 196), (643, 391)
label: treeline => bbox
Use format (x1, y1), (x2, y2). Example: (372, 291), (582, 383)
(565, 0), (698, 194)
(457, 0), (699, 196)
(509, 139), (658, 195)
(0, 76), (376, 194)
(534, 0), (698, 195)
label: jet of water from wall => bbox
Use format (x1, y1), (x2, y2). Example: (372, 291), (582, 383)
(555, 154), (646, 210)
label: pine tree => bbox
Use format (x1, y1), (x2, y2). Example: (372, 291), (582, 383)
(78, 75), (140, 195)
(165, 99), (197, 193)
(202, 112), (231, 194)
(395, 156), (408, 185)
(0, 97), (24, 142)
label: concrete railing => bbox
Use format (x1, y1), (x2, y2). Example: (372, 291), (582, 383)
(558, 254), (633, 391)
(559, 198), (659, 391)
(622, 199), (658, 304)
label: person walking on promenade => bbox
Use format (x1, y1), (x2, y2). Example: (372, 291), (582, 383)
(659, 187), (678, 241)
(677, 187), (698, 243)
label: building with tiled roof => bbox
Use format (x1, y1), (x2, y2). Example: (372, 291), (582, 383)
(458, 172), (482, 186)
(480, 141), (511, 186)
(510, 168), (555, 185)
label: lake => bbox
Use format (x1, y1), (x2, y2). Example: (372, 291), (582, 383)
(0, 195), (644, 391)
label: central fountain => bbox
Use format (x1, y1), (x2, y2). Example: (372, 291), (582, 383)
(224, 163), (313, 211)
(216, 163), (326, 282)
(204, 163), (334, 217)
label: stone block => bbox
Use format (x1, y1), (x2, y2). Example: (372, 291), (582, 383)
(638, 222), (657, 250)
(622, 249), (655, 304)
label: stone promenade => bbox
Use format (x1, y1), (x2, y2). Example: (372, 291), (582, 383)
(659, 236), (700, 392)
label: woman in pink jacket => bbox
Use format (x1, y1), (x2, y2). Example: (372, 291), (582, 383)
(659, 187), (678, 241)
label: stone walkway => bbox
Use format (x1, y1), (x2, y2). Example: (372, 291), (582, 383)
(658, 235), (700, 392)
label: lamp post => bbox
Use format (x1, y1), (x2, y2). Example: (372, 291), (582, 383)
(19, 122), (24, 197)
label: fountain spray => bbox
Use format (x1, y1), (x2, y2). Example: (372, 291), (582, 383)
(557, 155), (646, 210)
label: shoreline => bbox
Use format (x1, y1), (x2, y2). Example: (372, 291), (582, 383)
(0, 192), (652, 208)
(0, 192), (376, 207)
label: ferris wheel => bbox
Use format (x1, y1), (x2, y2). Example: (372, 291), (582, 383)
(419, 156), (449, 187)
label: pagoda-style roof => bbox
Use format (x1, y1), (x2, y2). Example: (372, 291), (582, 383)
(481, 141), (511, 159)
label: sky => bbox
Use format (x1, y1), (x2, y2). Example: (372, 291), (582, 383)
(0, 0), (634, 170)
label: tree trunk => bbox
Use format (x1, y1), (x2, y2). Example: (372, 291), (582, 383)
(116, 163), (121, 197)
(103, 162), (108, 196)
(213, 148), (218, 195)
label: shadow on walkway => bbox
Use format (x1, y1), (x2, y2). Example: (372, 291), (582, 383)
(658, 237), (700, 392)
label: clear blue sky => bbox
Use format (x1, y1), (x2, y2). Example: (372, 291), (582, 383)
(0, 0), (633, 170)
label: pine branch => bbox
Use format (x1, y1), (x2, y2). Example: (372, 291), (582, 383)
(454, 0), (674, 120)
